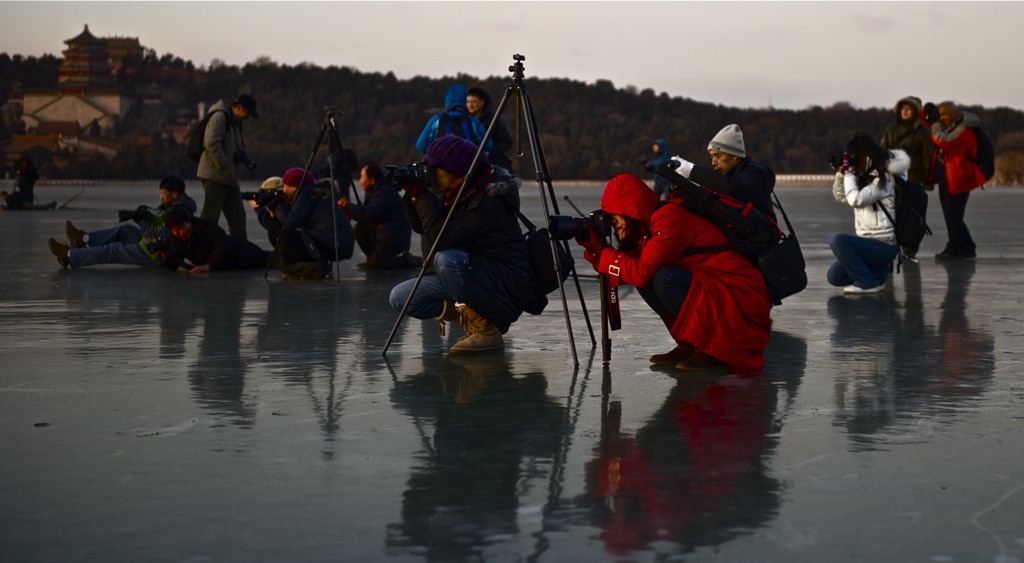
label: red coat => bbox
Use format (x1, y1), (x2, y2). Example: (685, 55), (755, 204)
(924, 111), (987, 195)
(589, 174), (771, 370)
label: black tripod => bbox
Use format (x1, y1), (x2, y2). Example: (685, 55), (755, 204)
(264, 106), (363, 280)
(382, 54), (595, 366)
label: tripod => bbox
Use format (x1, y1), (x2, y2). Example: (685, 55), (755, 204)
(382, 54), (595, 366)
(263, 106), (363, 280)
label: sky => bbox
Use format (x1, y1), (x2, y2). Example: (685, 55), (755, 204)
(1, 1), (1022, 111)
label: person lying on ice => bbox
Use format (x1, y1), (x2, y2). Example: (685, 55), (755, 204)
(576, 173), (771, 374)
(162, 207), (269, 274)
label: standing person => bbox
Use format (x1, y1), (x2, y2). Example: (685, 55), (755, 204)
(641, 138), (673, 200)
(575, 173), (771, 374)
(879, 96), (934, 185)
(338, 162), (418, 270)
(926, 101), (987, 260)
(669, 124), (777, 222)
(162, 208), (268, 274)
(389, 135), (536, 355)
(466, 86), (515, 174)
(196, 94), (259, 240)
(14, 155), (39, 204)
(827, 133), (908, 294)
(251, 168), (355, 280)
(415, 84), (491, 154)
(50, 176), (196, 269)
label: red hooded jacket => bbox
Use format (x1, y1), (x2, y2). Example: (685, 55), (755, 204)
(589, 174), (771, 370)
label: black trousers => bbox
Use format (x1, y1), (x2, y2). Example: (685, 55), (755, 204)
(938, 178), (976, 255)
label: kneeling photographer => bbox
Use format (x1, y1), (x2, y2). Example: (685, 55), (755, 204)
(827, 133), (906, 294)
(339, 162), (419, 270)
(388, 135), (537, 355)
(564, 173), (771, 374)
(250, 168), (355, 280)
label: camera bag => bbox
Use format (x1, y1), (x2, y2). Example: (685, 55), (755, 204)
(509, 207), (574, 314)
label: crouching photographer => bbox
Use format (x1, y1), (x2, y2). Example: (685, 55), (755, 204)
(570, 173), (771, 374)
(827, 133), (906, 294)
(251, 169), (355, 280)
(388, 135), (537, 355)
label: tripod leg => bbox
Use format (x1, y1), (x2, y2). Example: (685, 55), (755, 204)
(515, 80), (581, 367)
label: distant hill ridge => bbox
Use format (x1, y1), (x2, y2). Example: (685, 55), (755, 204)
(2, 51), (1023, 183)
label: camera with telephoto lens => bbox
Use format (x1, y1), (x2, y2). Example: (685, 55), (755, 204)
(385, 162), (434, 188)
(240, 190), (282, 207)
(830, 152), (859, 171)
(234, 149), (257, 171)
(118, 205), (155, 223)
(548, 210), (612, 242)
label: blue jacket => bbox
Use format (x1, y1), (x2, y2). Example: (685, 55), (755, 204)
(416, 84), (492, 154)
(643, 138), (673, 193)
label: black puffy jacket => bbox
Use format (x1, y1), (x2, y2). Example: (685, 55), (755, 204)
(405, 167), (537, 333)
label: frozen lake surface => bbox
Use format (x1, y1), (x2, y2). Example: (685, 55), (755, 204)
(2, 180), (1023, 562)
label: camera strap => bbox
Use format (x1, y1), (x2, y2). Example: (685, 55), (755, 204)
(605, 281), (621, 331)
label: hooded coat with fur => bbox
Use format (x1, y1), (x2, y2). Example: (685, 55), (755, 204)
(831, 149), (909, 240)
(405, 166), (536, 333)
(929, 110), (987, 194)
(589, 174), (771, 370)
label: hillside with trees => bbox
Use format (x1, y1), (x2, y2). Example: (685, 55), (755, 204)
(3, 52), (1024, 183)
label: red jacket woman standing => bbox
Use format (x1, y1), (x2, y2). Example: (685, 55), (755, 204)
(577, 174), (771, 373)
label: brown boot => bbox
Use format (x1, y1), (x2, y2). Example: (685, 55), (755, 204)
(649, 342), (696, 365)
(435, 299), (461, 337)
(450, 304), (504, 355)
(675, 350), (727, 372)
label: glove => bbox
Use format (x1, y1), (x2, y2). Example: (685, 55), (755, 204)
(575, 224), (606, 257)
(671, 157), (694, 177)
(402, 183), (427, 200)
(583, 246), (604, 269)
(840, 155), (854, 175)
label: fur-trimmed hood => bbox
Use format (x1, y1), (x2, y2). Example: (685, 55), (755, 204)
(886, 148), (911, 178)
(932, 110), (982, 143)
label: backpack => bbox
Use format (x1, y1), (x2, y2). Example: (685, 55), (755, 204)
(438, 112), (475, 142)
(186, 109), (225, 162)
(973, 126), (995, 181)
(656, 164), (807, 305)
(519, 211), (574, 315)
(876, 176), (932, 265)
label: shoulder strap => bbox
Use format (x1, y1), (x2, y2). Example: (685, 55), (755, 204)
(772, 191), (798, 237)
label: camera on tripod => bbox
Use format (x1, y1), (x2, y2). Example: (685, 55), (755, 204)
(830, 151), (859, 171)
(548, 210), (612, 242)
(386, 162), (434, 188)
(240, 190), (282, 207)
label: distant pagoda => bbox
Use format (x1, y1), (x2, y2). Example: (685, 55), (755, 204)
(58, 24), (115, 92)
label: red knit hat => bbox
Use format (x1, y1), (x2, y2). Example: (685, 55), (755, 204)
(282, 167), (316, 187)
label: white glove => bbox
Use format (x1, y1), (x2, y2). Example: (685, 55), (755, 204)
(671, 157), (694, 178)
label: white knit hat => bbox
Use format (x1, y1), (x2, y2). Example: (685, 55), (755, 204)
(260, 176), (284, 191)
(708, 124), (746, 158)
